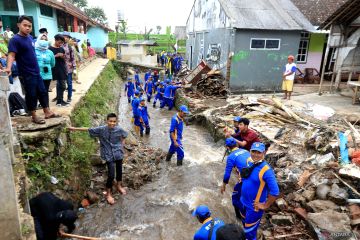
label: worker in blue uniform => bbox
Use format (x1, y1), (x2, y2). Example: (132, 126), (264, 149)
(144, 69), (151, 81)
(153, 81), (165, 107)
(124, 77), (135, 103)
(131, 91), (142, 135)
(144, 76), (154, 102)
(239, 142), (280, 240)
(193, 205), (225, 240)
(139, 98), (150, 136)
(134, 69), (140, 83)
(166, 105), (189, 166)
(162, 81), (182, 110)
(220, 137), (252, 220)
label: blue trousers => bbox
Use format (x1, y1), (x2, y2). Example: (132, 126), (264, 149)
(146, 92), (152, 102)
(153, 94), (163, 106)
(162, 97), (174, 110)
(127, 93), (134, 103)
(67, 73), (73, 100)
(168, 139), (184, 160)
(21, 75), (49, 111)
(238, 201), (264, 240)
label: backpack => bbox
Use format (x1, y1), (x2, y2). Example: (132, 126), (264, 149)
(8, 92), (28, 116)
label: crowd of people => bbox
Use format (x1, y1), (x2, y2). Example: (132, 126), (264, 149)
(158, 50), (184, 76)
(2, 15), (288, 240)
(0, 15), (96, 122)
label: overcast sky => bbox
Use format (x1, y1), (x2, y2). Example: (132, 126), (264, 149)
(87, 0), (194, 33)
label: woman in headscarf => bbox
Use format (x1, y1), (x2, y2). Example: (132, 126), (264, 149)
(35, 33), (55, 106)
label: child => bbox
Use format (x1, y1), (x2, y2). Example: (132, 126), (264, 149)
(153, 81), (165, 108)
(139, 98), (150, 136)
(124, 77), (135, 103)
(144, 76), (154, 102)
(68, 113), (128, 205)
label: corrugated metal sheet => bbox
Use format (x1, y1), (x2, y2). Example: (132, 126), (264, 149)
(218, 0), (314, 30)
(116, 40), (158, 46)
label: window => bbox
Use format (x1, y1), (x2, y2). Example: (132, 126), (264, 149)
(250, 38), (280, 50)
(40, 4), (53, 18)
(3, 0), (18, 11)
(297, 32), (310, 63)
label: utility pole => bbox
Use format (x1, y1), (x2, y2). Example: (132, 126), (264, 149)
(0, 74), (22, 239)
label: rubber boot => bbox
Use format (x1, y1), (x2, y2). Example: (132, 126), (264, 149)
(140, 131), (143, 137)
(177, 159), (183, 166)
(165, 152), (173, 162)
(145, 127), (150, 135)
(153, 102), (156, 108)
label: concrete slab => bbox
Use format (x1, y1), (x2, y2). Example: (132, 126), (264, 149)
(291, 92), (360, 117)
(11, 58), (109, 129)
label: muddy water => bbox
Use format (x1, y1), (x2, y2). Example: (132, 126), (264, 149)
(76, 89), (238, 239)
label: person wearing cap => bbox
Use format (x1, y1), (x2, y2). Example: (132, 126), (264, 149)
(131, 91), (142, 134)
(282, 55), (297, 100)
(39, 28), (48, 35)
(220, 137), (251, 219)
(62, 31), (76, 103)
(144, 76), (154, 102)
(166, 105), (189, 166)
(134, 69), (140, 84)
(29, 192), (78, 240)
(162, 80), (182, 110)
(226, 118), (260, 151)
(239, 142), (279, 240)
(125, 77), (135, 103)
(153, 81), (165, 107)
(224, 116), (243, 142)
(139, 98), (150, 136)
(193, 205), (225, 240)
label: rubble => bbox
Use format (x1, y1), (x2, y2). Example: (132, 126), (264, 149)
(271, 215), (294, 226)
(178, 92), (360, 239)
(181, 61), (229, 97)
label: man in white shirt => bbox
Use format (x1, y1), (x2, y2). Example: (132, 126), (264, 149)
(282, 55), (296, 100)
(3, 26), (14, 43)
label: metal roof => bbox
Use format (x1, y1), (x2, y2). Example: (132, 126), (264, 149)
(116, 40), (158, 46)
(218, 0), (314, 31)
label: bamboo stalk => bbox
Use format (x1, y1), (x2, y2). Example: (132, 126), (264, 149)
(60, 232), (101, 240)
(333, 172), (360, 197)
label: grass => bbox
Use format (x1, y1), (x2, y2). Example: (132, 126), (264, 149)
(108, 32), (186, 54)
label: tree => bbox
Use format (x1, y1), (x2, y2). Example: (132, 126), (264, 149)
(156, 25), (162, 34)
(68, 0), (88, 9)
(119, 21), (128, 40)
(143, 27), (153, 40)
(85, 7), (107, 24)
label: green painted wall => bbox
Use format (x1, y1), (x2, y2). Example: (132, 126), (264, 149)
(309, 33), (326, 52)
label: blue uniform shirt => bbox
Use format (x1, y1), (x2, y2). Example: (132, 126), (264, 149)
(8, 34), (40, 76)
(144, 72), (151, 81)
(194, 218), (225, 240)
(135, 73), (140, 82)
(145, 81), (154, 94)
(240, 161), (280, 211)
(223, 148), (251, 184)
(139, 105), (149, 123)
(125, 82), (135, 95)
(164, 85), (173, 98)
(131, 97), (140, 116)
(170, 114), (184, 141)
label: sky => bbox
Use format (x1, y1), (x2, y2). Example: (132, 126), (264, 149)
(87, 0), (194, 33)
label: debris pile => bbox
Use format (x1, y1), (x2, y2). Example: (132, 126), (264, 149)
(186, 94), (360, 239)
(180, 61), (229, 97)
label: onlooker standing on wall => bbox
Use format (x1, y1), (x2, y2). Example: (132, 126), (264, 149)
(5, 15), (60, 124)
(282, 55), (296, 100)
(49, 34), (69, 107)
(35, 33), (55, 106)
(62, 32), (76, 103)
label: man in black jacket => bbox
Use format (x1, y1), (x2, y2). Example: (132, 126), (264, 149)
(29, 192), (77, 240)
